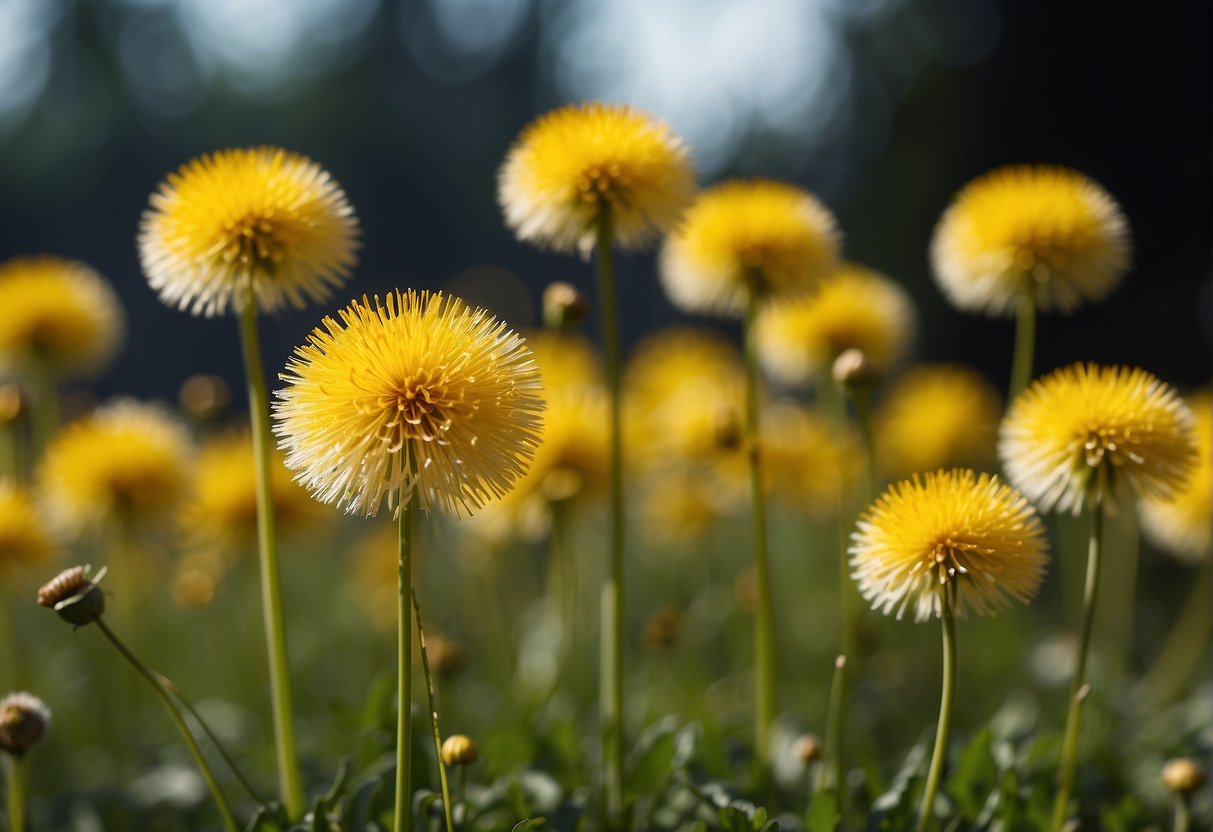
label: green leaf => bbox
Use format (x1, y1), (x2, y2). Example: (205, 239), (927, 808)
(948, 727), (996, 819)
(805, 791), (839, 832)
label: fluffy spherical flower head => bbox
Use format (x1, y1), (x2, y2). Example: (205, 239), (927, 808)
(755, 262), (915, 387)
(139, 147), (360, 317)
(931, 165), (1129, 316)
(1140, 392), (1210, 562)
(0, 483), (55, 578)
(274, 290), (544, 517)
(38, 400), (191, 535)
(876, 364), (1002, 478)
(660, 179), (841, 316)
(498, 102), (695, 254)
(1000, 363), (1196, 516)
(180, 431), (327, 559)
(0, 256), (124, 378)
(850, 469), (1048, 621)
(762, 402), (860, 517)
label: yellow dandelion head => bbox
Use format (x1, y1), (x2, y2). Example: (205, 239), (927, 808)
(638, 468), (733, 545)
(0, 256), (124, 378)
(38, 400), (192, 535)
(755, 262), (915, 387)
(1139, 392), (1211, 562)
(850, 469), (1049, 621)
(498, 102), (695, 254)
(180, 431), (327, 558)
(139, 147), (360, 317)
(762, 403), (861, 517)
(274, 290), (544, 517)
(0, 483), (56, 578)
(876, 364), (1002, 478)
(660, 179), (841, 316)
(931, 165), (1130, 316)
(1000, 364), (1196, 515)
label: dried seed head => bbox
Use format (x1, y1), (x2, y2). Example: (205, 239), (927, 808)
(440, 734), (479, 767)
(791, 733), (822, 764)
(1162, 757), (1205, 795)
(542, 282), (590, 332)
(38, 565), (106, 626)
(0, 692), (51, 755)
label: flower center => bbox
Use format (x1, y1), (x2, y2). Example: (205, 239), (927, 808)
(386, 371), (457, 445)
(1082, 423), (1144, 469)
(220, 213), (287, 272)
(576, 163), (633, 207)
(916, 536), (992, 586)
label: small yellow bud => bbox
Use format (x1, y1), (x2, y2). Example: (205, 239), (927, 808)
(0, 692), (51, 755)
(832, 348), (879, 390)
(441, 734), (479, 767)
(791, 733), (822, 764)
(542, 282), (590, 332)
(1162, 757), (1205, 795)
(37, 565), (107, 627)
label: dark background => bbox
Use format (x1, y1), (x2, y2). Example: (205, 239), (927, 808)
(0, 0), (1208, 403)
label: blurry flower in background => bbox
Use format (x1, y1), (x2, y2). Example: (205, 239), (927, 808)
(139, 147), (360, 317)
(0, 482), (55, 578)
(0, 256), (124, 378)
(1000, 364), (1195, 515)
(177, 374), (232, 425)
(348, 522), (418, 632)
(637, 467), (733, 545)
(876, 364), (1001, 478)
(37, 399), (191, 536)
(850, 469), (1048, 621)
(1139, 392), (1210, 563)
(179, 431), (327, 561)
(0, 691), (50, 756)
(760, 402), (860, 518)
(755, 262), (915, 388)
(660, 179), (840, 316)
(275, 290), (544, 517)
(932, 165), (1129, 316)
(498, 101), (696, 255)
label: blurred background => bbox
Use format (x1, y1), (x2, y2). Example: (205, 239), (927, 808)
(0, 0), (1207, 399)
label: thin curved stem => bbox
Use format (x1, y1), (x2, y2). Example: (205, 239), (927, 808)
(1052, 496), (1104, 831)
(237, 302), (304, 819)
(1008, 289), (1037, 402)
(743, 290), (777, 763)
(27, 357), (58, 461)
(915, 590), (957, 832)
(850, 387), (878, 506)
(395, 499), (416, 832)
(817, 655), (847, 809)
(6, 754), (25, 832)
(594, 209), (626, 825)
(412, 590), (455, 832)
(96, 619), (240, 832)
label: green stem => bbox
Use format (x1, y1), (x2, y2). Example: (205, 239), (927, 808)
(1052, 496), (1104, 831)
(1173, 793), (1191, 832)
(850, 387), (878, 506)
(169, 687), (268, 807)
(548, 499), (576, 693)
(817, 655), (847, 809)
(1139, 561), (1211, 703)
(742, 290), (777, 763)
(594, 210), (626, 825)
(412, 590), (455, 832)
(1008, 289), (1036, 402)
(395, 499), (416, 832)
(237, 303), (304, 819)
(915, 589), (957, 832)
(96, 619), (240, 832)
(458, 767), (468, 831)
(27, 358), (58, 462)
(6, 754), (25, 832)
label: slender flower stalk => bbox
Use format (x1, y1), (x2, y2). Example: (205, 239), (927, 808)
(915, 587), (957, 832)
(6, 753), (25, 832)
(594, 210), (626, 822)
(412, 589), (455, 832)
(1008, 288), (1036, 401)
(396, 499), (415, 832)
(238, 301), (304, 818)
(817, 654), (847, 808)
(1051, 495), (1103, 831)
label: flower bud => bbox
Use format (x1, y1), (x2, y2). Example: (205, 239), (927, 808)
(1162, 757), (1205, 795)
(0, 692), (51, 755)
(832, 348), (879, 390)
(38, 565), (107, 626)
(542, 282), (590, 332)
(440, 734), (479, 767)
(179, 374), (231, 424)
(791, 733), (822, 764)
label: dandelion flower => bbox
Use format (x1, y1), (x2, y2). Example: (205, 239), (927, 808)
(38, 400), (191, 535)
(0, 483), (55, 577)
(499, 102), (695, 254)
(1140, 392), (1211, 562)
(660, 179), (841, 316)
(762, 402), (860, 517)
(876, 364), (1002, 478)
(755, 262), (915, 387)
(931, 165), (1129, 316)
(139, 147), (360, 317)
(850, 469), (1048, 621)
(0, 256), (124, 377)
(180, 431), (327, 559)
(274, 290), (544, 517)
(1000, 364), (1196, 515)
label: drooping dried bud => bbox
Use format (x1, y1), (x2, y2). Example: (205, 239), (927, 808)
(832, 348), (880, 390)
(0, 692), (51, 755)
(791, 733), (822, 764)
(38, 565), (106, 626)
(542, 281), (590, 332)
(1162, 757), (1205, 795)
(642, 606), (683, 652)
(440, 734), (479, 767)
(179, 374), (231, 423)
